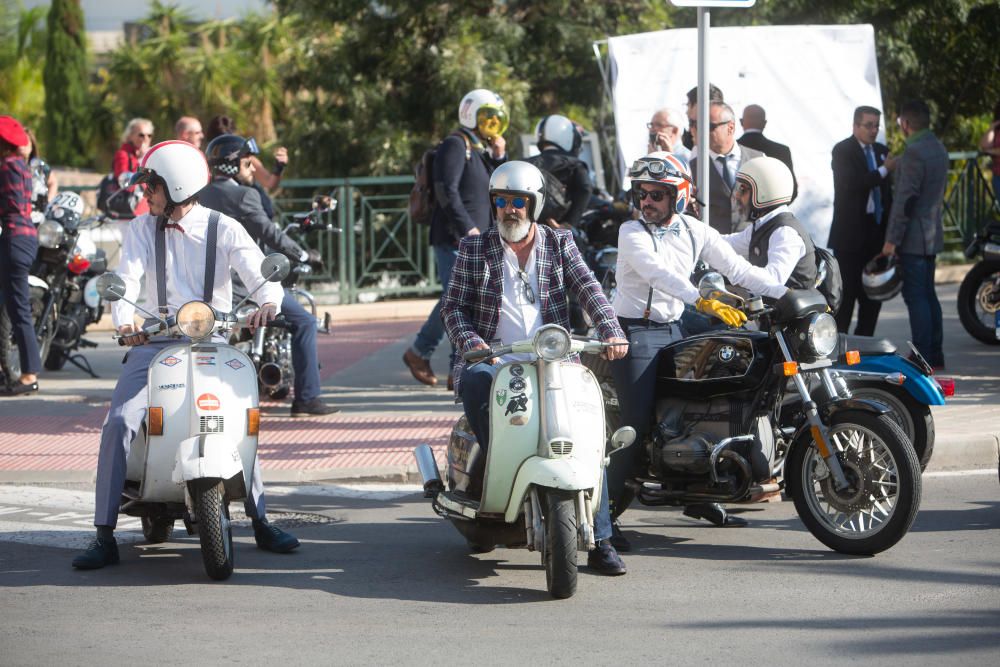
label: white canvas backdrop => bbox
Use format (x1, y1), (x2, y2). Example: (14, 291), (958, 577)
(608, 24), (886, 246)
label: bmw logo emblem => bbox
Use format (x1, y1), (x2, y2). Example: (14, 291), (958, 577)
(719, 345), (735, 362)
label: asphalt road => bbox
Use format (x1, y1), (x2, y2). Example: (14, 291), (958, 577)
(1, 472), (998, 664)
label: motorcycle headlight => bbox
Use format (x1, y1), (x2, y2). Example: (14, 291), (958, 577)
(37, 220), (65, 249)
(533, 325), (571, 361)
(176, 301), (217, 339)
(806, 312), (838, 358)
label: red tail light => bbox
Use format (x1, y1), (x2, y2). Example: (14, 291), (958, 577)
(936, 377), (955, 397)
(67, 253), (91, 274)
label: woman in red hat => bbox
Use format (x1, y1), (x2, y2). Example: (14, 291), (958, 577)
(0, 115), (41, 394)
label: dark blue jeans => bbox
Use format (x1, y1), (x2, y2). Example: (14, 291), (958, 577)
(899, 253), (944, 366)
(281, 292), (322, 403)
(0, 235), (41, 375)
(414, 244), (459, 368)
(461, 361), (613, 541)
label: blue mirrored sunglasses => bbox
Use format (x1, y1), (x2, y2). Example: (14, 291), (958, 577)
(494, 195), (527, 210)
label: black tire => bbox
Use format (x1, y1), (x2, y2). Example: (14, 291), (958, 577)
(581, 355), (633, 519)
(543, 490), (578, 599)
(0, 292), (52, 381)
(957, 261), (1000, 345)
(141, 516), (175, 544)
(267, 384), (290, 401)
(786, 410), (921, 555)
(193, 482), (234, 581)
(44, 348), (68, 371)
(847, 382), (934, 472)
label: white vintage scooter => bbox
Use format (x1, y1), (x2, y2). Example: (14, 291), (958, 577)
(95, 254), (290, 580)
(414, 324), (635, 599)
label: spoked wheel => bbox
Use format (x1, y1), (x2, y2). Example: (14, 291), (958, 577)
(192, 482), (234, 580)
(543, 490), (578, 599)
(0, 291), (52, 381)
(141, 516), (175, 544)
(848, 383), (934, 471)
(786, 411), (921, 555)
(957, 261), (1000, 345)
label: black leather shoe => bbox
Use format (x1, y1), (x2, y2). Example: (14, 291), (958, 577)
(253, 519), (300, 553)
(587, 539), (626, 576)
(683, 502), (748, 527)
(72, 537), (120, 569)
(3, 381), (38, 396)
(609, 521), (631, 552)
(290, 398), (339, 417)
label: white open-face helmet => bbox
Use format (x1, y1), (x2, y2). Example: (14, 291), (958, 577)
(489, 161), (546, 222)
(458, 88), (509, 140)
(129, 140), (210, 205)
(535, 114), (582, 154)
(734, 156), (793, 214)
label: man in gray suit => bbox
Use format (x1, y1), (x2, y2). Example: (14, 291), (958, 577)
(199, 134), (337, 416)
(882, 99), (950, 368)
(690, 102), (764, 233)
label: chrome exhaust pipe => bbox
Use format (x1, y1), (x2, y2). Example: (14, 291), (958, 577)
(258, 362), (283, 388)
(413, 444), (444, 497)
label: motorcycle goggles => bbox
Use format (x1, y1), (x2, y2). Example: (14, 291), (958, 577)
(629, 158), (693, 185)
(492, 195), (528, 210)
(128, 167), (165, 190)
(476, 105), (509, 139)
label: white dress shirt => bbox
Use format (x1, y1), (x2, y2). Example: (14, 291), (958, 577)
(612, 214), (788, 323)
(709, 142), (743, 186)
(112, 203), (284, 328)
(722, 205), (807, 286)
(495, 241), (542, 362)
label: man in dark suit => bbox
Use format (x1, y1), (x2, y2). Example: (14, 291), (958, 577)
(199, 133), (337, 417)
(738, 104), (797, 201)
(829, 106), (897, 336)
(689, 102), (764, 233)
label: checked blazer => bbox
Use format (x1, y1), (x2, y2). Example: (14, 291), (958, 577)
(441, 223), (624, 393)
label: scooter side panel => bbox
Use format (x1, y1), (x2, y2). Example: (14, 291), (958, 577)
(851, 356), (946, 405)
(481, 362), (540, 514)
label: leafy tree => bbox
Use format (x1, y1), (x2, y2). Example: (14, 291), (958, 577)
(0, 3), (47, 135)
(43, 0), (91, 167)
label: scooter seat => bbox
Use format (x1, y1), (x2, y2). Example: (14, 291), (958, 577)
(837, 333), (896, 358)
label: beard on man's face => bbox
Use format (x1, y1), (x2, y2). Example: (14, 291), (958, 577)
(499, 214), (531, 243)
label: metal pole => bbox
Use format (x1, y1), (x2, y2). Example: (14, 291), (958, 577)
(697, 6), (711, 229)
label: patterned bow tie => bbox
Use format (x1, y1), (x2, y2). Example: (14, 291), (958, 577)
(161, 222), (185, 233)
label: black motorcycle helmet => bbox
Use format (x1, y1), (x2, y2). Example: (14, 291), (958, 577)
(862, 253), (903, 301)
(205, 134), (259, 177)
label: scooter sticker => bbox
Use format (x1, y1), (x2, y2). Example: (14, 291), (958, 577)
(157, 383), (185, 391)
(505, 394), (528, 415)
(495, 389), (508, 406)
(510, 364), (524, 377)
(196, 393), (221, 411)
(225, 359), (245, 370)
(196, 356), (216, 366)
(509, 377), (526, 392)
(509, 415), (528, 426)
(159, 356), (182, 367)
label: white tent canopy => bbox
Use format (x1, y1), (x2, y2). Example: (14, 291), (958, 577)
(608, 24), (885, 246)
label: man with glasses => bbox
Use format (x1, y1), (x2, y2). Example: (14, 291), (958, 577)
(441, 160), (631, 575)
(689, 102), (764, 234)
(609, 152), (788, 534)
(829, 106), (896, 336)
(646, 107), (690, 163)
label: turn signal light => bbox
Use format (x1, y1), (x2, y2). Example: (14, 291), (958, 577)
(67, 253), (91, 275)
(247, 408), (260, 436)
(148, 407), (164, 435)
(782, 362), (799, 376)
(936, 377), (955, 397)
(845, 350), (861, 365)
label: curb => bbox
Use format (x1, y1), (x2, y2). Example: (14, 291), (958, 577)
(924, 433), (1000, 473)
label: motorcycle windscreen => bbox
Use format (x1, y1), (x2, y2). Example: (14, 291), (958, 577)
(137, 344), (259, 502)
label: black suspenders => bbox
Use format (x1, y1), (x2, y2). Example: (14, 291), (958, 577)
(155, 210), (221, 317)
(641, 216), (696, 321)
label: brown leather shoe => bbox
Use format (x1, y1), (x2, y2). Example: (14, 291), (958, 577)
(447, 371), (454, 392)
(403, 348), (437, 386)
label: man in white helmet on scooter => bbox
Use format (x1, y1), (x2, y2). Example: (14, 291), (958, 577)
(441, 160), (631, 576)
(73, 140), (300, 570)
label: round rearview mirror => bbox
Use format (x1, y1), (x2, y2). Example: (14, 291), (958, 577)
(697, 272), (727, 301)
(95, 273), (127, 302)
(609, 426), (636, 453)
(260, 253), (291, 283)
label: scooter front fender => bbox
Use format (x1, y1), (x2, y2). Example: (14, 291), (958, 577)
(503, 457), (602, 524)
(172, 434), (244, 484)
(842, 356), (945, 405)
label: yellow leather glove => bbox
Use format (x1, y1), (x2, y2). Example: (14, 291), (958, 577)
(695, 297), (747, 327)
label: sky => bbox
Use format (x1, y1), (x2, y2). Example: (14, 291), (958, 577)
(22, 0), (272, 32)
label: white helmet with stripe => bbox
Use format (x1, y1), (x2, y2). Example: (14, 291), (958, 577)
(129, 140), (210, 205)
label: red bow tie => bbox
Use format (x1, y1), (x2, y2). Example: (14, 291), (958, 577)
(161, 222), (185, 233)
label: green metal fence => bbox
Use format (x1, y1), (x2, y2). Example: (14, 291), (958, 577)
(942, 152), (998, 258)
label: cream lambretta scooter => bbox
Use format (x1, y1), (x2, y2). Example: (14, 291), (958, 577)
(414, 324), (635, 599)
(95, 254), (290, 580)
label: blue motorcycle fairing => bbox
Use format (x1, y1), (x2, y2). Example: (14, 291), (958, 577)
(844, 355), (946, 406)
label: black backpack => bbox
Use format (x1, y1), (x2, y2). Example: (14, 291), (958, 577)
(525, 153), (572, 224)
(96, 173), (138, 219)
(408, 132), (470, 226)
(814, 246), (843, 314)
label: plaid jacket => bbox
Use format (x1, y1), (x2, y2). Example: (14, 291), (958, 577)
(0, 156), (34, 237)
(442, 223), (624, 393)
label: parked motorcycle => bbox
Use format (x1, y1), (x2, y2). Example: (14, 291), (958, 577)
(0, 192), (107, 383)
(93, 253), (290, 580)
(413, 325), (636, 599)
(585, 273), (922, 556)
(957, 217), (1000, 344)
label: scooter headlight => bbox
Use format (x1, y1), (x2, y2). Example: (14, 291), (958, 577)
(806, 312), (838, 358)
(176, 301), (217, 339)
(533, 325), (571, 361)
(37, 220), (65, 249)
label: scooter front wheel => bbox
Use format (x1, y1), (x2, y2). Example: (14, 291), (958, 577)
(786, 411), (921, 555)
(193, 482), (234, 580)
(543, 490), (578, 599)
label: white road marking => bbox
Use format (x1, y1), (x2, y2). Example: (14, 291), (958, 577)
(265, 483), (422, 500)
(922, 469), (997, 478)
